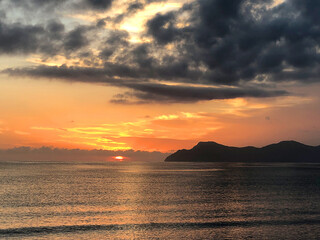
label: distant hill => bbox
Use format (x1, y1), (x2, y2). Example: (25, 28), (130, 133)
(165, 141), (320, 162)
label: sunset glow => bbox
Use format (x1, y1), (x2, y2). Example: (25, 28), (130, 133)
(114, 156), (124, 161)
(0, 0), (319, 157)
(1, 1), (319, 239)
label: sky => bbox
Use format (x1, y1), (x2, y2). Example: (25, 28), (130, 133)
(0, 0), (319, 161)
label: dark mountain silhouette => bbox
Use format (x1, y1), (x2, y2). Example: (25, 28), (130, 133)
(165, 141), (320, 162)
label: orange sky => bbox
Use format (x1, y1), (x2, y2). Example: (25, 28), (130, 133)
(0, 0), (319, 153)
(0, 77), (319, 152)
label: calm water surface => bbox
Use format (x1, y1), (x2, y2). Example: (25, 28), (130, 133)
(1, 162), (320, 239)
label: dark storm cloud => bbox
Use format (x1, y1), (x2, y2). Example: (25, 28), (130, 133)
(64, 26), (89, 51)
(127, 1), (144, 11)
(47, 21), (65, 35)
(105, 30), (130, 46)
(290, 0), (320, 22)
(147, 12), (180, 44)
(4, 53), (203, 82)
(146, 0), (320, 85)
(1, 0), (320, 103)
(111, 1), (144, 23)
(83, 0), (113, 10)
(4, 65), (107, 82)
(0, 21), (46, 54)
(97, 0), (146, 25)
(110, 82), (288, 104)
(99, 30), (129, 59)
(3, 64), (288, 103)
(8, 0), (66, 11)
(96, 0), (167, 25)
(0, 20), (93, 55)
(3, 0), (113, 11)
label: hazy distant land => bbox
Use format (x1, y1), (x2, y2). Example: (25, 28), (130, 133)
(165, 141), (320, 162)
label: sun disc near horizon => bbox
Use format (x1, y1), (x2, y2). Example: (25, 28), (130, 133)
(113, 156), (124, 161)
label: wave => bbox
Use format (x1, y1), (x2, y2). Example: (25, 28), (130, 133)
(1, 219), (320, 236)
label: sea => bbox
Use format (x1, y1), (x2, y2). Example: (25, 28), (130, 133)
(1, 161), (320, 239)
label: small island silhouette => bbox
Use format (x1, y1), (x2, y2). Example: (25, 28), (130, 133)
(165, 141), (320, 162)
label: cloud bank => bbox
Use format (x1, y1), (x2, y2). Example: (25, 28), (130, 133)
(0, 146), (168, 162)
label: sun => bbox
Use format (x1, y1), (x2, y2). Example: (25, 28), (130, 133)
(113, 156), (124, 161)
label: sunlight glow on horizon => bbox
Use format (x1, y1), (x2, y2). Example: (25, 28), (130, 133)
(114, 156), (124, 161)
(0, 81), (318, 152)
(0, 0), (319, 154)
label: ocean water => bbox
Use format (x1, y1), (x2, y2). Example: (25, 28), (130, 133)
(1, 162), (320, 239)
